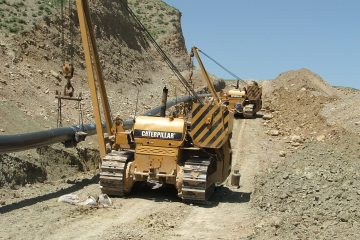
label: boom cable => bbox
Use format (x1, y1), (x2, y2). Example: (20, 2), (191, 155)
(197, 48), (248, 88)
(121, 2), (202, 104)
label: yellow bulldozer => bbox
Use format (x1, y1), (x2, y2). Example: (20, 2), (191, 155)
(225, 80), (262, 118)
(76, 0), (233, 203)
(101, 98), (233, 202)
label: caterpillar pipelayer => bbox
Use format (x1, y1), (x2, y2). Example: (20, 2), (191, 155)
(226, 80), (262, 118)
(192, 47), (262, 118)
(76, 0), (233, 203)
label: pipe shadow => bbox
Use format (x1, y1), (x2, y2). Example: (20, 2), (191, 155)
(0, 175), (99, 214)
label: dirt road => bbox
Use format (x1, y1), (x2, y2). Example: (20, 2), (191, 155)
(0, 117), (278, 240)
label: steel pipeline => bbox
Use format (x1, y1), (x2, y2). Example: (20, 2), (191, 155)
(0, 94), (209, 153)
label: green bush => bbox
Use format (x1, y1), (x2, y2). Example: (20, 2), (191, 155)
(44, 7), (52, 14)
(6, 16), (17, 23)
(18, 18), (26, 24)
(49, 0), (68, 7)
(8, 23), (23, 33)
(13, 1), (24, 8)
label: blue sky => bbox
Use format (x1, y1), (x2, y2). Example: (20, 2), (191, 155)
(163, 0), (359, 89)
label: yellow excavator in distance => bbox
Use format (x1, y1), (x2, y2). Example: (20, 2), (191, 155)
(76, 0), (233, 203)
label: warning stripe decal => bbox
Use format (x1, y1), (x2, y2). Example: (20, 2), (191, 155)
(198, 112), (223, 143)
(191, 104), (203, 119)
(223, 109), (229, 130)
(192, 107), (210, 129)
(203, 121), (224, 145)
(192, 108), (220, 141)
(208, 125), (226, 148)
(190, 103), (225, 148)
(192, 107), (218, 138)
(247, 86), (262, 100)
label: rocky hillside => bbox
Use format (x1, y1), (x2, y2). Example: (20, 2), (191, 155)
(0, 0), (192, 188)
(0, 0), (190, 135)
(128, 0), (189, 70)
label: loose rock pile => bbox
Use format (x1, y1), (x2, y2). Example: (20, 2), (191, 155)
(250, 69), (360, 239)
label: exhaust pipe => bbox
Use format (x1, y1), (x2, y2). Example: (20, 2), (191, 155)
(160, 86), (168, 117)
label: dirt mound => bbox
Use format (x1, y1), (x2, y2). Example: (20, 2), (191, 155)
(262, 68), (357, 142)
(251, 132), (360, 239)
(321, 91), (360, 135)
(250, 69), (360, 239)
(271, 68), (338, 97)
(263, 84), (339, 142)
(36, 145), (100, 179)
(0, 154), (46, 188)
(0, 144), (99, 189)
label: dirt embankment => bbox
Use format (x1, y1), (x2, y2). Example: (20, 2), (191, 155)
(250, 68), (360, 239)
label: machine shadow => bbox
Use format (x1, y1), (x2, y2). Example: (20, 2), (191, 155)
(209, 186), (251, 204)
(0, 175), (99, 214)
(126, 182), (182, 203)
(1, 179), (251, 214)
(234, 113), (263, 120)
(126, 183), (251, 207)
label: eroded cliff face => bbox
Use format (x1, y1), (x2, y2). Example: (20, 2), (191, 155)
(128, 0), (190, 70)
(0, 0), (190, 134)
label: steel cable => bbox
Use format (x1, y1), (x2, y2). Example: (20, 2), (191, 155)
(120, 2), (202, 104)
(197, 48), (248, 87)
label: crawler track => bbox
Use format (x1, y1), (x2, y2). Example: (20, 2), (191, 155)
(99, 151), (133, 196)
(181, 158), (214, 204)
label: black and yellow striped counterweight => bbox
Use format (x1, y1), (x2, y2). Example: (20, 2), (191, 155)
(190, 103), (231, 149)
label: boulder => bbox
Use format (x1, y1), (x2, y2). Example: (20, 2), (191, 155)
(262, 113), (273, 120)
(290, 135), (302, 143)
(50, 70), (60, 80)
(316, 135), (325, 142)
(269, 129), (280, 136)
